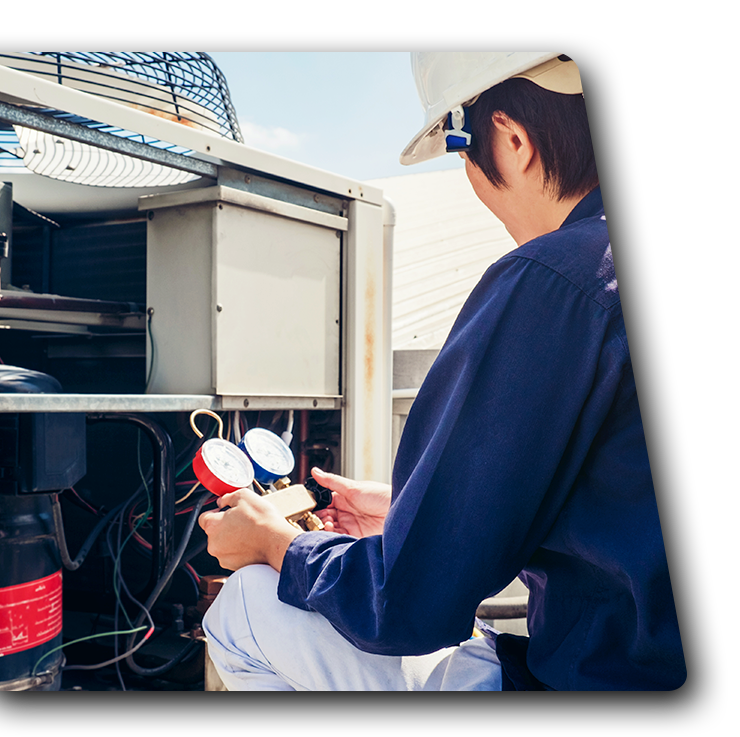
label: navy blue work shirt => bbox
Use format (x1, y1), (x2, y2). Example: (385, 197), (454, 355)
(278, 187), (686, 690)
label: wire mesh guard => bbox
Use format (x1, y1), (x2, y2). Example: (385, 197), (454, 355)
(0, 52), (243, 188)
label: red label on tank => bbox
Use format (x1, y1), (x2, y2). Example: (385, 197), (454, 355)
(0, 570), (63, 656)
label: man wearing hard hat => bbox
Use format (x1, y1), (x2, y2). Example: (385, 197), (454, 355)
(199, 53), (686, 691)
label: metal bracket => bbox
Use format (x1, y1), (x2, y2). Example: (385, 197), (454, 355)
(0, 100), (217, 180)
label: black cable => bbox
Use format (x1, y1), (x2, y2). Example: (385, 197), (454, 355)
(52, 420), (208, 684)
(51, 489), (144, 571)
(123, 491), (210, 677)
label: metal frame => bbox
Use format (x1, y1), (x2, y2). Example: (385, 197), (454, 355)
(0, 65), (384, 206)
(0, 100), (217, 181)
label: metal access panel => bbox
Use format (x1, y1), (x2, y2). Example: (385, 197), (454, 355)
(213, 197), (341, 396)
(142, 185), (345, 398)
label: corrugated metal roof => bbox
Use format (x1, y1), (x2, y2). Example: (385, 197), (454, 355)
(369, 167), (517, 350)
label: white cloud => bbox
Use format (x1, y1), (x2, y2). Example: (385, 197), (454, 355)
(239, 120), (304, 152)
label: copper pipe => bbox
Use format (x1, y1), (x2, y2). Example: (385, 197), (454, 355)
(298, 410), (310, 481)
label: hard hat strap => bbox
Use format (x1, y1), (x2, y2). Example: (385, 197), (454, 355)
(445, 105), (472, 153)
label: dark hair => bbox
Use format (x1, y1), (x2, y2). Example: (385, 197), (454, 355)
(468, 79), (691, 200)
(466, 77), (598, 201)
(627, 87), (691, 171)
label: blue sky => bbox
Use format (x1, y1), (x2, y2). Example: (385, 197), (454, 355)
(207, 51), (463, 182)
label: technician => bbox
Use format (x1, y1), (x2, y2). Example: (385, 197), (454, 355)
(198, 52), (687, 691)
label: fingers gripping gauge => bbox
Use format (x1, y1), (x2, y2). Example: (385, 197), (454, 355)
(190, 410), (255, 496)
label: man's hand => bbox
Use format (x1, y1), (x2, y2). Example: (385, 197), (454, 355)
(198, 489), (302, 572)
(311, 467), (391, 538)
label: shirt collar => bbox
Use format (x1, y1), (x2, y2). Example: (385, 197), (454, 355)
(561, 186), (604, 229)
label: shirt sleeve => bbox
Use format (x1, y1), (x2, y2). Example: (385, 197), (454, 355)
(278, 254), (624, 656)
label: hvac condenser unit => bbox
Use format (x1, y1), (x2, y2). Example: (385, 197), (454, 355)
(0, 54), (394, 483)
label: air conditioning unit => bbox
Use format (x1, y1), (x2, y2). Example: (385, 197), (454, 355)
(0, 55), (393, 483)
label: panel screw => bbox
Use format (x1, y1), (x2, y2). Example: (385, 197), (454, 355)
(216, 304), (223, 312)
(243, 399), (250, 408)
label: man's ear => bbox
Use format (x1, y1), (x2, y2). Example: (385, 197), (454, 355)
(491, 112), (536, 176)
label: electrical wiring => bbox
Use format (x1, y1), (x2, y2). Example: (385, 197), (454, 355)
(111, 431), (152, 626)
(107, 440), (212, 670)
(127, 478), (215, 586)
(129, 479), (207, 527)
(107, 489), (149, 631)
(105, 503), (154, 689)
(144, 308), (155, 392)
(99, 432), (156, 637)
(123, 491), (211, 677)
(50, 427), (161, 577)
(100, 474), (202, 690)
(36, 488), (158, 685)
(32, 624), (152, 678)
(52, 490), (142, 572)
(43, 418), (215, 689)
(176, 479), (203, 505)
(108, 443), (152, 629)
(127, 519), (203, 588)
(61, 624), (156, 674)
(52, 416), (228, 687)
(108, 543), (158, 690)
(65, 486), (100, 516)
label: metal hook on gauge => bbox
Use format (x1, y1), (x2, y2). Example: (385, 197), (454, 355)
(189, 409), (224, 440)
(189, 409), (255, 497)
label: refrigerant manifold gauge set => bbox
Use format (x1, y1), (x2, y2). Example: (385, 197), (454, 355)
(189, 409), (331, 530)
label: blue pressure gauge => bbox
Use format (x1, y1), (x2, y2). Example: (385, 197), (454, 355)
(238, 428), (295, 485)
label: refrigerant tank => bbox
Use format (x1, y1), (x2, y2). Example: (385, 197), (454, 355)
(0, 366), (86, 691)
(0, 494), (64, 690)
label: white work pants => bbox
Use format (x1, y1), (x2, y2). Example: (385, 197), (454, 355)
(202, 564), (503, 691)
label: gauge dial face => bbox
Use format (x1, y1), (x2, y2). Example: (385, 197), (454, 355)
(201, 439), (254, 488)
(243, 428), (295, 475)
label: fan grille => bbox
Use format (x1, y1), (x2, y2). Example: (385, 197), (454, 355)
(0, 52), (243, 142)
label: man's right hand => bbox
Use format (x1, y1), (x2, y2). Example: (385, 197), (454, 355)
(310, 467), (391, 538)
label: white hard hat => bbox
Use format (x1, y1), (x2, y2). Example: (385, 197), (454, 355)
(401, 51), (679, 166)
(400, 52), (583, 166)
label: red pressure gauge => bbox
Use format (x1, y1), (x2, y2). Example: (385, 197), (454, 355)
(190, 410), (255, 496)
